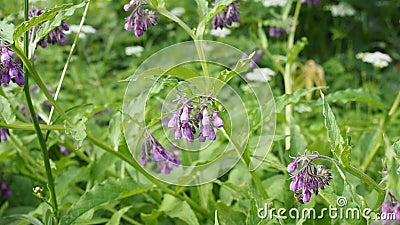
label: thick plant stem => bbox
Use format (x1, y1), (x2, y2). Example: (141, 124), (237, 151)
(284, 0), (302, 150)
(361, 88), (400, 171)
(0, 122), (64, 131)
(23, 0), (58, 217)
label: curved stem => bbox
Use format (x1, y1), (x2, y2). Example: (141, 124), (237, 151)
(284, 0), (302, 150)
(23, 0), (58, 217)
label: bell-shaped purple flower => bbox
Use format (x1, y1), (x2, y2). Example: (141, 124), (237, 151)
(212, 111), (224, 128)
(0, 179), (12, 201)
(301, 0), (320, 7)
(0, 46), (24, 86)
(212, 1), (240, 30)
(287, 152), (332, 203)
(269, 27), (287, 38)
(287, 158), (299, 173)
(200, 109), (216, 141)
(0, 128), (9, 142)
(124, 1), (158, 37)
(141, 130), (180, 174)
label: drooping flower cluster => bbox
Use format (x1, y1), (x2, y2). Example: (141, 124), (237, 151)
(301, 0), (320, 7)
(0, 128), (9, 142)
(123, 0), (158, 37)
(141, 129), (180, 174)
(269, 27), (287, 38)
(0, 46), (24, 86)
(212, 0), (240, 30)
(0, 179), (12, 201)
(168, 95), (224, 143)
(287, 151), (332, 203)
(29, 7), (70, 48)
(379, 191), (400, 224)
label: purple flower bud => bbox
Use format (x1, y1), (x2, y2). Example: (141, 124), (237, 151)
(0, 179), (12, 201)
(201, 109), (216, 140)
(180, 105), (191, 123)
(302, 189), (311, 203)
(124, 3), (158, 37)
(59, 145), (72, 155)
(61, 21), (69, 31)
(287, 158), (299, 173)
(212, 1), (240, 30)
(174, 126), (182, 139)
(212, 111), (224, 128)
(182, 123), (194, 142)
(0, 128), (9, 142)
(1, 69), (11, 84)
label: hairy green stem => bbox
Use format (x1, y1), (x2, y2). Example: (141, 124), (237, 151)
(86, 134), (213, 220)
(284, 0), (302, 150)
(344, 165), (385, 209)
(0, 122), (64, 130)
(23, 0), (58, 217)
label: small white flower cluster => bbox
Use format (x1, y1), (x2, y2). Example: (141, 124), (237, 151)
(210, 27), (231, 38)
(261, 0), (288, 7)
(245, 68), (275, 82)
(64, 25), (96, 39)
(125, 46), (144, 57)
(328, 2), (356, 17)
(356, 51), (392, 69)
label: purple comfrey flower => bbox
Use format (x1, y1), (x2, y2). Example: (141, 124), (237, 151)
(212, 0), (240, 30)
(0, 46), (24, 86)
(0, 128), (9, 142)
(200, 108), (216, 141)
(29, 7), (69, 48)
(269, 27), (287, 38)
(124, 0), (158, 37)
(378, 191), (400, 224)
(288, 151), (332, 203)
(301, 0), (320, 7)
(0, 179), (12, 201)
(141, 130), (180, 174)
(59, 145), (72, 155)
(168, 103), (196, 142)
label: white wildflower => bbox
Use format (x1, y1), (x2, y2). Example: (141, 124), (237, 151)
(245, 68), (275, 82)
(356, 51), (392, 68)
(64, 25), (97, 39)
(262, 0), (288, 7)
(328, 2), (355, 17)
(125, 46), (144, 57)
(210, 27), (231, 38)
(171, 7), (185, 17)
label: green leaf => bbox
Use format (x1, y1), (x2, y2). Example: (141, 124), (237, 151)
(275, 87), (324, 113)
(215, 201), (246, 225)
(0, 95), (16, 123)
(322, 92), (350, 166)
(218, 53), (254, 82)
(257, 22), (268, 49)
(287, 37), (308, 64)
(160, 194), (200, 225)
(7, 215), (44, 225)
(108, 111), (122, 150)
(59, 177), (150, 225)
(105, 206), (132, 225)
(195, 0), (209, 19)
(325, 88), (385, 110)
(289, 123), (308, 153)
(0, 21), (15, 44)
(64, 116), (87, 147)
(164, 65), (202, 80)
